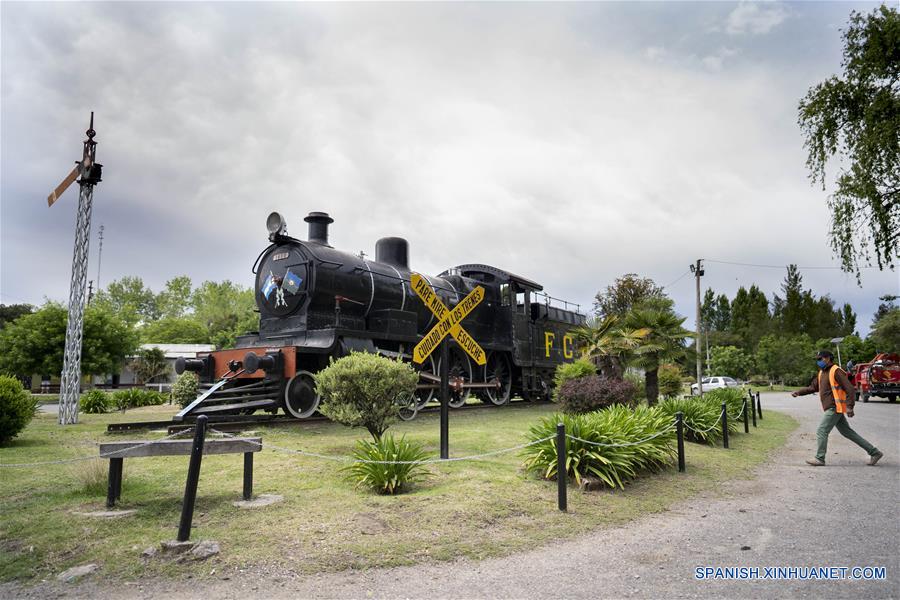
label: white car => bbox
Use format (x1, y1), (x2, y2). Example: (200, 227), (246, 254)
(691, 376), (740, 396)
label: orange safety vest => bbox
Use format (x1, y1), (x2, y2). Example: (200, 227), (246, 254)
(825, 365), (848, 414)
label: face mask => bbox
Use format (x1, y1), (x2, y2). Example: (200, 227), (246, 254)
(816, 359), (827, 369)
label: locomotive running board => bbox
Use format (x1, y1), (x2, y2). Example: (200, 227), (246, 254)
(173, 378), (231, 422)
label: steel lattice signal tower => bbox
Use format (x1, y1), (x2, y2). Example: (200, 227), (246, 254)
(48, 113), (103, 425)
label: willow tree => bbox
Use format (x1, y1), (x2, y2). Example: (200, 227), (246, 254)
(798, 6), (900, 277)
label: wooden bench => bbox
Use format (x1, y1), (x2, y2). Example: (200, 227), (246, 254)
(98, 438), (262, 508)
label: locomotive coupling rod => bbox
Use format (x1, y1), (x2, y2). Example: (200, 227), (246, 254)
(415, 380), (500, 391)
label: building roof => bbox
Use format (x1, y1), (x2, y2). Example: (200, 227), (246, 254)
(139, 343), (215, 358)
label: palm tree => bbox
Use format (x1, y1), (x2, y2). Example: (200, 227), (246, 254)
(623, 308), (693, 405)
(571, 315), (649, 379)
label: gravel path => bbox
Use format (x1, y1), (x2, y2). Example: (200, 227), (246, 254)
(5, 393), (898, 599)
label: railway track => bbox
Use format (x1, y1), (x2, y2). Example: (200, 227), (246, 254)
(106, 398), (547, 434)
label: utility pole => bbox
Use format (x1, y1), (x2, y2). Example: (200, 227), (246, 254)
(690, 259), (704, 395)
(96, 224), (105, 291)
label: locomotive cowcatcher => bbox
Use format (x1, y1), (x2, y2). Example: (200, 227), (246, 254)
(174, 211), (585, 420)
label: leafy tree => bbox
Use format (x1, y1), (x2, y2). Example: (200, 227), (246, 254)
(593, 274), (664, 319)
(873, 294), (898, 323)
(94, 276), (160, 327)
(623, 308), (692, 405)
(756, 334), (817, 385)
(869, 308), (900, 351)
(730, 285), (771, 350)
(157, 276), (193, 319)
(191, 280), (257, 349)
(0, 304), (34, 329)
(140, 317), (209, 344)
(571, 315), (649, 379)
(0, 303), (137, 378)
(772, 265), (805, 334)
(798, 6), (900, 275)
(710, 345), (754, 380)
(130, 347), (170, 383)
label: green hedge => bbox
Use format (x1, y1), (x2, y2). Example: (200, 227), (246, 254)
(111, 388), (167, 411)
(0, 376), (37, 445)
(80, 390), (112, 414)
(656, 396), (739, 445)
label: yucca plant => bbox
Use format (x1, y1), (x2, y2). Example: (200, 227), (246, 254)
(702, 387), (746, 421)
(656, 397), (737, 444)
(342, 434), (431, 495)
(521, 406), (675, 490)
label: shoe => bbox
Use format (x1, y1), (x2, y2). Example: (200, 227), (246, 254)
(867, 451), (884, 466)
(805, 458), (825, 466)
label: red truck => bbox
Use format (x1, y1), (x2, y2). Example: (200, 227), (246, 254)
(851, 353), (900, 403)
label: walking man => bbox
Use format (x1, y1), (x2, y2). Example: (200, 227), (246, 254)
(792, 350), (883, 466)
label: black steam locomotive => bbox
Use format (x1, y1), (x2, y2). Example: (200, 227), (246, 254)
(175, 211), (585, 420)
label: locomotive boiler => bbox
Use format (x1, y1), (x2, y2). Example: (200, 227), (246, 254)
(175, 211), (585, 420)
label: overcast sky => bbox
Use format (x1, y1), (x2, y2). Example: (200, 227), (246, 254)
(2, 1), (897, 337)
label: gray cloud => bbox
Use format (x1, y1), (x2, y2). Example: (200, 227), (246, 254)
(1, 2), (896, 337)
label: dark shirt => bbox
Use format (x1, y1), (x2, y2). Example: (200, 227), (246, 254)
(796, 365), (856, 411)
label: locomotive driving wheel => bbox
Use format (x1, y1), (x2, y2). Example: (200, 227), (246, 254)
(438, 346), (473, 408)
(400, 344), (437, 410)
(483, 352), (512, 406)
(283, 371), (321, 419)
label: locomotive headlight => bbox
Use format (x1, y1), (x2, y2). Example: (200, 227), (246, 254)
(266, 211), (287, 239)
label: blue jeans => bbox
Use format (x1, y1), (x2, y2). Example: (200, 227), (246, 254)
(815, 408), (878, 463)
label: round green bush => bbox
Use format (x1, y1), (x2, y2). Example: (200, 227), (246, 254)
(0, 375), (37, 445)
(552, 359), (597, 400)
(80, 389), (111, 414)
(316, 351), (419, 440)
(171, 372), (199, 408)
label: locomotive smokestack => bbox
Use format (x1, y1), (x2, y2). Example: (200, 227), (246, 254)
(304, 211), (334, 246)
(375, 237), (409, 270)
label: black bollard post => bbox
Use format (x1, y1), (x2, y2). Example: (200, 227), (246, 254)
(556, 423), (567, 512)
(751, 394), (757, 428)
(743, 399), (749, 434)
(756, 392), (763, 420)
(177, 415), (208, 542)
(440, 340), (449, 460)
(721, 402), (729, 449)
(676, 412), (685, 473)
(243, 451), (253, 501)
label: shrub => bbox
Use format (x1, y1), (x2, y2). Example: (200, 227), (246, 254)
(342, 434), (431, 494)
(171, 372), (200, 408)
(656, 397), (738, 444)
(556, 375), (636, 414)
(658, 364), (683, 398)
(624, 371), (646, 404)
(111, 388), (166, 411)
(522, 405), (675, 489)
(703, 387), (745, 419)
(0, 375), (37, 445)
(80, 389), (111, 414)
(316, 351), (419, 440)
(552, 359), (597, 400)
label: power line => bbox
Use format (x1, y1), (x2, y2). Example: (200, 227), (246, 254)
(705, 259), (880, 271)
(661, 270), (691, 289)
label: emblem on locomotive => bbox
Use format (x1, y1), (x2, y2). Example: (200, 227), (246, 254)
(175, 210), (585, 422)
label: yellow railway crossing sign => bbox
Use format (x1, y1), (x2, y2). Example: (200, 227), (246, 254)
(411, 273), (487, 365)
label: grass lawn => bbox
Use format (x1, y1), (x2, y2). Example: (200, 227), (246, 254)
(1, 403), (796, 582)
(748, 384), (797, 393)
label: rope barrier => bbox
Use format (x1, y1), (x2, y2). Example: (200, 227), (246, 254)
(208, 428), (554, 465)
(566, 425), (676, 447)
(0, 427), (196, 468)
(681, 411), (725, 435)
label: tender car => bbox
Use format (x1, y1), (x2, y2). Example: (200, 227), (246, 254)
(691, 376), (740, 396)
